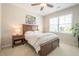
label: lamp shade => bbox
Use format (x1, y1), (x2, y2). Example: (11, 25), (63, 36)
(12, 24), (22, 35)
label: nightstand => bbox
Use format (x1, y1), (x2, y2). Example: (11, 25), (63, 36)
(12, 35), (25, 48)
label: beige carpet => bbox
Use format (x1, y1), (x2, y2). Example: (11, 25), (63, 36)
(0, 43), (79, 56)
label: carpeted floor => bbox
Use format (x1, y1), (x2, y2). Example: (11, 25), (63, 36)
(0, 43), (79, 56)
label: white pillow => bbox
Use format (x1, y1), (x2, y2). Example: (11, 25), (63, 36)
(34, 31), (42, 33)
(25, 31), (34, 35)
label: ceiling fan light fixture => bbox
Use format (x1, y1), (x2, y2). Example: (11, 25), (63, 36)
(31, 3), (53, 11)
(40, 3), (47, 7)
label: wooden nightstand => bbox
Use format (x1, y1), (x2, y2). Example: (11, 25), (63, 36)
(12, 35), (25, 48)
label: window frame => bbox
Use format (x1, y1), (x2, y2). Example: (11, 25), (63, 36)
(49, 14), (72, 33)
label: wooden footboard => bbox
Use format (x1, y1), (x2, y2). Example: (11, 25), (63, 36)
(38, 39), (59, 56)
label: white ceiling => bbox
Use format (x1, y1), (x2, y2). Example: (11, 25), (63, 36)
(12, 3), (78, 16)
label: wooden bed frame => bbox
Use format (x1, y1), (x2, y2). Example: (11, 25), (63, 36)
(22, 24), (59, 56)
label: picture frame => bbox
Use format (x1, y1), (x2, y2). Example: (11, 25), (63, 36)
(25, 15), (36, 25)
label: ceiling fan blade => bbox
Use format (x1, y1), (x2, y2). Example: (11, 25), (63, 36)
(40, 7), (44, 11)
(47, 4), (53, 8)
(31, 3), (41, 6)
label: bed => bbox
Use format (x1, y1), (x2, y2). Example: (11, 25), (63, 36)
(22, 24), (59, 56)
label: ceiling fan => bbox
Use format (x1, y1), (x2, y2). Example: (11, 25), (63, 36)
(31, 3), (53, 11)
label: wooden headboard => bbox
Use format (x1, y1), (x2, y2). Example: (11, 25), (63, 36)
(22, 24), (38, 35)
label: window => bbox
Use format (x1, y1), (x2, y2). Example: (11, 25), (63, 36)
(49, 17), (59, 32)
(49, 14), (72, 33)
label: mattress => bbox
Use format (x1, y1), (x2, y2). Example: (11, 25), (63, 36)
(24, 31), (58, 53)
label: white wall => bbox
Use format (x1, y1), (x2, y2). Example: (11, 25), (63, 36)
(0, 4), (1, 49)
(43, 5), (79, 46)
(2, 3), (43, 48)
